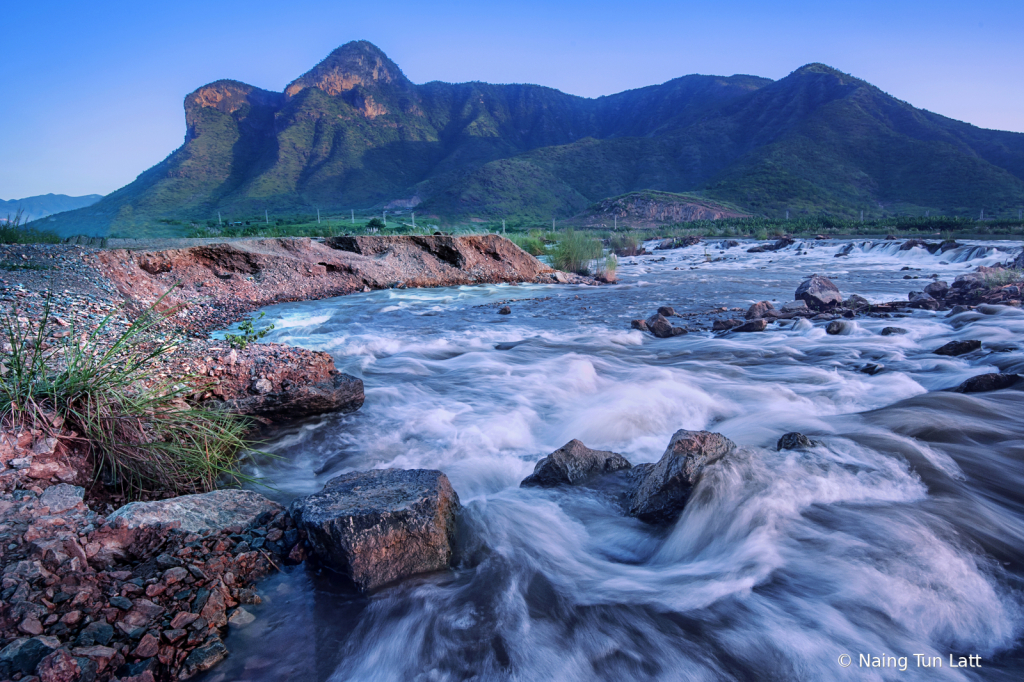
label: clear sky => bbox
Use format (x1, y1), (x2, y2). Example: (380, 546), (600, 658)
(2, 0), (1022, 200)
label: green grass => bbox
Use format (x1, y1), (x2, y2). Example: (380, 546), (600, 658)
(0, 292), (253, 497)
(551, 230), (603, 275)
(982, 269), (1024, 287)
(1, 210), (61, 244)
(508, 233), (546, 256)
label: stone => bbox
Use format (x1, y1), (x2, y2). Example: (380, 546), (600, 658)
(924, 280), (949, 298)
(844, 294), (870, 309)
(860, 363), (884, 375)
(290, 469), (461, 592)
(933, 340), (982, 356)
(955, 373), (1019, 393)
(825, 320), (847, 335)
(217, 372), (364, 420)
(745, 301), (775, 319)
(228, 607), (256, 627)
(627, 430), (735, 523)
(75, 622), (114, 648)
(520, 440), (632, 488)
(38, 484), (85, 513)
(130, 634), (160, 659)
(630, 319), (648, 331)
(732, 319), (768, 332)
(908, 292), (939, 310)
(657, 306), (676, 317)
(498, 305), (511, 315)
(182, 637), (228, 674)
(795, 275), (842, 311)
(644, 314), (675, 338)
(777, 433), (818, 451)
(880, 327), (908, 336)
(780, 300), (809, 313)
(107, 490), (283, 534)
(712, 319), (743, 331)
(0, 637), (56, 677)
(36, 648), (81, 682)
(946, 305), (971, 317)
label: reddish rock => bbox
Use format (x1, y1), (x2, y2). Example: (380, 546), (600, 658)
(36, 649), (81, 682)
(131, 634), (160, 659)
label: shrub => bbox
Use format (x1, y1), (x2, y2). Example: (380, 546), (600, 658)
(551, 230), (603, 275)
(0, 293), (253, 496)
(366, 217), (386, 230)
(755, 227), (769, 240)
(224, 312), (275, 350)
(609, 233), (642, 256)
(508, 233), (546, 256)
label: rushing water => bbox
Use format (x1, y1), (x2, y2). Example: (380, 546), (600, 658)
(205, 238), (1024, 682)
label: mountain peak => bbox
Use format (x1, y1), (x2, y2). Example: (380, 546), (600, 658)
(285, 40), (409, 98)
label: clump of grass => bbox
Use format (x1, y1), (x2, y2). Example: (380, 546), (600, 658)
(551, 230), (603, 275)
(754, 227), (769, 240)
(982, 269), (1024, 287)
(0, 292), (252, 497)
(0, 209), (62, 245)
(508, 233), (546, 256)
(609, 233), (642, 256)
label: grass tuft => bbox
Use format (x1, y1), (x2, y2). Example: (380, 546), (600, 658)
(551, 230), (604, 275)
(0, 292), (253, 497)
(1, 209), (62, 245)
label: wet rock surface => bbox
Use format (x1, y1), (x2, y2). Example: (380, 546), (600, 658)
(777, 432), (819, 450)
(933, 339), (982, 356)
(627, 430), (735, 523)
(290, 469), (460, 592)
(795, 275), (842, 311)
(955, 373), (1019, 393)
(520, 440), (632, 488)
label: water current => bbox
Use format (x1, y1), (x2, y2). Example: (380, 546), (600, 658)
(204, 238), (1024, 681)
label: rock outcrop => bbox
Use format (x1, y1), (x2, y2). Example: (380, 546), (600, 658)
(107, 490), (283, 535)
(627, 430), (735, 523)
(97, 235), (577, 334)
(290, 469), (460, 592)
(520, 440), (632, 488)
(795, 275), (842, 311)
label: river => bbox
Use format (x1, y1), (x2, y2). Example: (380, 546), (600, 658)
(203, 237), (1024, 682)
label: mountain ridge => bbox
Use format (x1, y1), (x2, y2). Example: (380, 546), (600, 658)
(37, 41), (1024, 237)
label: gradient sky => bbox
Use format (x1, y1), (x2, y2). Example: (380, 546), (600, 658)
(2, 0), (1022, 200)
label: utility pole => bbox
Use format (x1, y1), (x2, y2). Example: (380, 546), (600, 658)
(860, 210), (863, 223)
(218, 211), (222, 227)
(502, 219), (505, 234)
(786, 210), (789, 220)
(383, 211), (387, 227)
(265, 210), (269, 225)
(351, 210), (355, 224)
(317, 208), (321, 224)
(412, 212), (416, 229)
(614, 215), (617, 230)
(552, 218), (555, 231)
(980, 209), (985, 220)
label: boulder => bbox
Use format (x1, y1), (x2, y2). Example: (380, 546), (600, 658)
(745, 301), (775, 319)
(908, 292), (940, 310)
(777, 432), (818, 451)
(924, 280), (949, 298)
(795, 275), (842, 311)
(107, 490), (283, 534)
(780, 300), (809, 314)
(733, 319), (768, 332)
(880, 327), (908, 336)
(216, 372), (364, 420)
(644, 314), (686, 338)
(520, 440), (632, 488)
(0, 637), (56, 678)
(290, 469), (460, 592)
(627, 430), (735, 523)
(954, 373), (1019, 393)
(712, 319), (743, 331)
(825, 320), (848, 335)
(933, 340), (982, 356)
(498, 306), (511, 315)
(630, 319), (648, 331)
(845, 294), (870, 309)
(657, 306), (677, 317)
(899, 239), (931, 251)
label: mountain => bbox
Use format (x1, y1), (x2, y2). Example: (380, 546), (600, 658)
(2, 193), (103, 223)
(570, 191), (749, 228)
(40, 42), (1024, 237)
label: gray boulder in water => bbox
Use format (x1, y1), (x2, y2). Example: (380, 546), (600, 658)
(955, 373), (1019, 393)
(645, 313), (686, 338)
(933, 339), (982, 356)
(521, 440), (632, 488)
(777, 432), (818, 451)
(745, 301), (775, 319)
(290, 469), (460, 592)
(795, 275), (842, 311)
(627, 430), (735, 523)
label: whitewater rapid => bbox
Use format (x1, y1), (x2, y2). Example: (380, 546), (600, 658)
(205, 238), (1024, 682)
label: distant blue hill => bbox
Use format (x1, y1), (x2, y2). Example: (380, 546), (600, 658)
(1, 193), (104, 224)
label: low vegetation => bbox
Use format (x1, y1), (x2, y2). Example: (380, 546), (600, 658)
(0, 293), (252, 497)
(0, 210), (61, 245)
(982, 269), (1024, 287)
(224, 312), (275, 350)
(551, 230), (603, 275)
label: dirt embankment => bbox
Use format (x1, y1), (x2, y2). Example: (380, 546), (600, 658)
(97, 235), (576, 334)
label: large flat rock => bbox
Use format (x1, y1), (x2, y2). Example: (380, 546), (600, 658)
(520, 439), (631, 488)
(290, 469), (460, 592)
(107, 490), (283, 534)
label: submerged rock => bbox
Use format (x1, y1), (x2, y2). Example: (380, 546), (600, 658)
(630, 319), (649, 331)
(777, 432), (818, 451)
(780, 300), (810, 314)
(795, 275), (842, 311)
(845, 294), (870, 309)
(627, 430), (735, 523)
(290, 469), (460, 592)
(498, 305), (512, 315)
(645, 314), (686, 338)
(955, 373), (1019, 393)
(826, 320), (848, 335)
(908, 292), (939, 310)
(657, 306), (677, 317)
(520, 440), (632, 488)
(732, 319), (768, 332)
(933, 339), (982, 356)
(712, 318), (743, 331)
(880, 327), (908, 336)
(924, 280), (949, 298)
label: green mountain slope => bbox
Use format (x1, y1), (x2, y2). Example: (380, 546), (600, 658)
(39, 43), (1024, 237)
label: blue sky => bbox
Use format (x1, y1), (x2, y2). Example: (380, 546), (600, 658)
(2, 0), (1022, 199)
